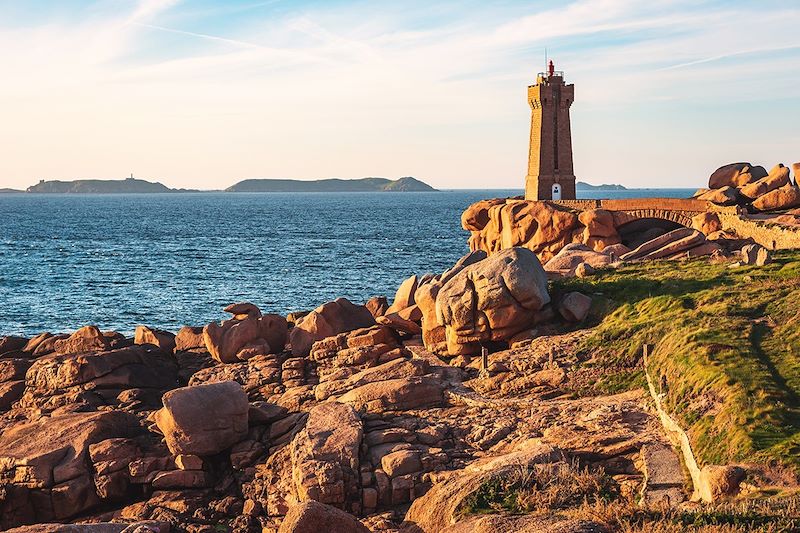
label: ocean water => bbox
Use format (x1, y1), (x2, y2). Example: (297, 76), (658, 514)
(0, 188), (696, 336)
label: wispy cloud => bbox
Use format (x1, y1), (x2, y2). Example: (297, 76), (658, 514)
(0, 0), (798, 190)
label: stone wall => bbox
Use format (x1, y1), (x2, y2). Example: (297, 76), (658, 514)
(719, 214), (800, 250)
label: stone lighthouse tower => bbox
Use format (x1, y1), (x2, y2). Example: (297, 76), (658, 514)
(524, 60), (576, 200)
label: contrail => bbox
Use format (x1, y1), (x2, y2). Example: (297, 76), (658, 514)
(659, 44), (800, 71)
(131, 22), (266, 50)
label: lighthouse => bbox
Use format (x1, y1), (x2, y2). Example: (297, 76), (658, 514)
(524, 60), (576, 201)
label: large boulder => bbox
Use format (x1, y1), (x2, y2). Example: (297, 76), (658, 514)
(751, 183), (800, 212)
(290, 402), (363, 510)
(621, 228), (706, 261)
(435, 247), (550, 354)
(174, 326), (205, 351)
(739, 164), (790, 200)
(290, 298), (375, 357)
(203, 303), (288, 363)
(278, 501), (370, 533)
(708, 162), (766, 189)
(154, 380), (249, 456)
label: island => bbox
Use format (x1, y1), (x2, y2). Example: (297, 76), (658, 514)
(226, 176), (437, 192)
(576, 180), (627, 191)
(20, 176), (437, 193)
(0, 188), (23, 193)
(27, 177), (175, 194)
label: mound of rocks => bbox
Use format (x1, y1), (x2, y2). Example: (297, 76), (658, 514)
(463, 200), (580, 261)
(204, 303), (288, 363)
(704, 162), (800, 212)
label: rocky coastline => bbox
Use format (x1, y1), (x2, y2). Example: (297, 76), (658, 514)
(1, 163), (799, 532)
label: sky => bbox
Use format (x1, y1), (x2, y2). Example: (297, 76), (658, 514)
(0, 0), (798, 190)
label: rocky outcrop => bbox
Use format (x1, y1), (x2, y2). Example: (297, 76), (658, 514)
(154, 380), (249, 456)
(20, 345), (177, 412)
(290, 298), (375, 357)
(703, 162), (800, 213)
(465, 200), (580, 262)
(203, 303), (288, 363)
(435, 248), (550, 355)
(0, 411), (137, 527)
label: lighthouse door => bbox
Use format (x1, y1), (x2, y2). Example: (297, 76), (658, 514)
(551, 183), (562, 200)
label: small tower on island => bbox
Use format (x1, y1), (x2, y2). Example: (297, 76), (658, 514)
(525, 60), (576, 200)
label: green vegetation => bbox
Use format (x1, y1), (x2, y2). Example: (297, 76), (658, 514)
(553, 252), (800, 472)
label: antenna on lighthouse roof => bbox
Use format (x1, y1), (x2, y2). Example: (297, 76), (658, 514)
(544, 47), (548, 73)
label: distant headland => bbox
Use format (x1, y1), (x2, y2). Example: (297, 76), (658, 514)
(17, 176), (437, 193)
(576, 181), (627, 191)
(226, 176), (436, 192)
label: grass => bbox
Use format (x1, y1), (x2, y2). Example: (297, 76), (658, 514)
(570, 496), (800, 532)
(457, 460), (616, 516)
(458, 460), (799, 532)
(551, 251), (800, 473)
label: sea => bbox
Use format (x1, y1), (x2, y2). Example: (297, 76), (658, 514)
(0, 188), (696, 336)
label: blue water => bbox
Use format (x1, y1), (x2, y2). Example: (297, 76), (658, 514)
(0, 189), (696, 336)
